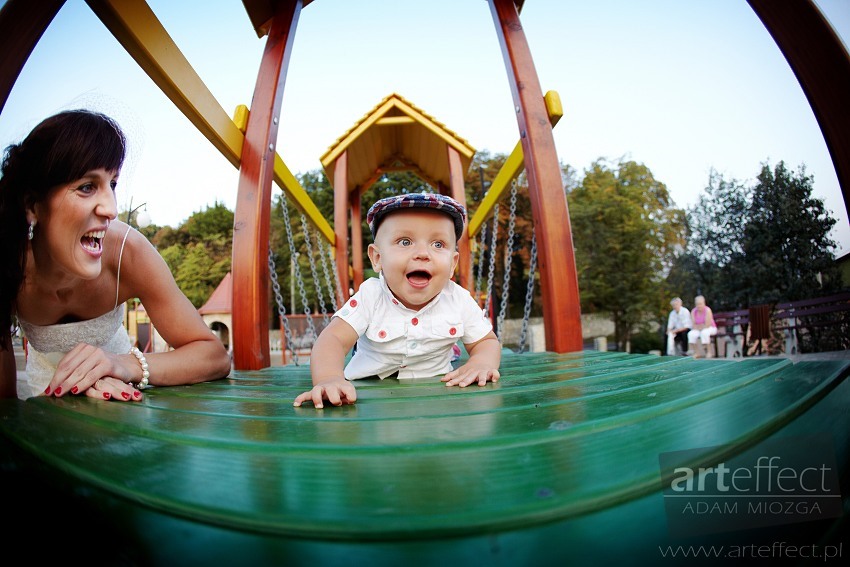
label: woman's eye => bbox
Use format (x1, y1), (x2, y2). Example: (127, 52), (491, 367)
(77, 183), (95, 194)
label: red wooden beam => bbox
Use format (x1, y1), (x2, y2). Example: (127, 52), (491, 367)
(489, 0), (583, 352)
(232, 0), (302, 370)
(334, 151), (351, 299)
(748, 0), (850, 220)
(447, 146), (472, 290)
(351, 193), (364, 292)
(0, 0), (66, 114)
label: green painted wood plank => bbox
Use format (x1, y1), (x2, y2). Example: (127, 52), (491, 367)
(1, 353), (847, 542)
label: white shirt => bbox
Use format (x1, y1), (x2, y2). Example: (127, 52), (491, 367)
(667, 307), (692, 331)
(334, 274), (493, 380)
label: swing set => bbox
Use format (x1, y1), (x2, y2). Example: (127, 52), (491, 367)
(1, 1), (849, 564)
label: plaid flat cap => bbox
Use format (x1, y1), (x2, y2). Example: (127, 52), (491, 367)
(367, 192), (467, 240)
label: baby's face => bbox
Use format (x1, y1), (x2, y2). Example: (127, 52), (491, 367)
(368, 209), (459, 310)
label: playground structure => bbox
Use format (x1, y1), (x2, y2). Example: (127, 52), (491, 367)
(1, 1), (850, 564)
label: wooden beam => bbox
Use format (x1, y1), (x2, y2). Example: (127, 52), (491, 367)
(85, 0), (244, 167)
(0, 0), (66, 114)
(232, 0), (301, 370)
(273, 153), (335, 244)
(747, 0), (850, 220)
(334, 151), (351, 300)
(489, 0), (583, 353)
(447, 146), (472, 290)
(377, 116), (416, 126)
(351, 196), (364, 292)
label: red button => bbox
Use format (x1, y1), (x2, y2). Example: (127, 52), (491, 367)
(449, 327), (457, 336)
(378, 330), (387, 338)
(349, 299), (358, 307)
(392, 299), (399, 305)
(411, 318), (419, 326)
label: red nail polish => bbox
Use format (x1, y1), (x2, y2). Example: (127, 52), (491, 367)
(71, 386), (79, 394)
(133, 391), (142, 398)
(55, 387), (62, 395)
(122, 392), (130, 400)
(44, 387), (51, 395)
(103, 392), (111, 399)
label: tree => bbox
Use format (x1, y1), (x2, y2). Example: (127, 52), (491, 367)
(569, 159), (687, 350)
(679, 162), (840, 310)
(740, 161), (840, 304)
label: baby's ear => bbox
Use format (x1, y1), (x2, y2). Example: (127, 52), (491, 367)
(367, 243), (382, 272)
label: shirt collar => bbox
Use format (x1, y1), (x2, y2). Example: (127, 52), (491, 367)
(379, 272), (444, 315)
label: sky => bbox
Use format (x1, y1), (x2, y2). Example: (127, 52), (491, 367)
(1, 0), (849, 255)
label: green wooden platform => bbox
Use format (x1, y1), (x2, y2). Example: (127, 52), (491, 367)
(1, 351), (848, 566)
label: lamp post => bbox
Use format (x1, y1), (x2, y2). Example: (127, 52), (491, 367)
(126, 196), (151, 229)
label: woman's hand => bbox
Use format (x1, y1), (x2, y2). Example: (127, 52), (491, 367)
(46, 342), (142, 401)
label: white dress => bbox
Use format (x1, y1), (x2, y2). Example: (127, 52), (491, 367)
(16, 226), (133, 400)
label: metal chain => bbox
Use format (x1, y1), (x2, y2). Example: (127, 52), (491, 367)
(268, 245), (299, 365)
(518, 229), (538, 353)
(281, 202), (317, 343)
(318, 232), (338, 311)
(301, 214), (329, 327)
(484, 202), (499, 316)
(497, 182), (518, 342)
(474, 221), (488, 305)
(326, 239), (345, 307)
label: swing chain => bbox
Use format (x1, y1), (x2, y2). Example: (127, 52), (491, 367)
(474, 221), (488, 305)
(484, 202), (499, 315)
(268, 246), (299, 365)
(281, 202), (317, 344)
(497, 182), (518, 342)
(318, 232), (338, 311)
(301, 214), (329, 327)
(518, 229), (538, 353)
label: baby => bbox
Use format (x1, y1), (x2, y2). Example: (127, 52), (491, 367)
(293, 193), (501, 408)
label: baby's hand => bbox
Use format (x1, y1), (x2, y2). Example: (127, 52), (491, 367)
(293, 378), (357, 409)
(442, 363), (500, 388)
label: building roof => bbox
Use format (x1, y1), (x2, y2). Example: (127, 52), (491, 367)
(199, 272), (232, 315)
(319, 92), (476, 192)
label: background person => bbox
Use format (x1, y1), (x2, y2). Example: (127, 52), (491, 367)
(666, 297), (691, 355)
(0, 109), (231, 401)
(688, 295), (718, 358)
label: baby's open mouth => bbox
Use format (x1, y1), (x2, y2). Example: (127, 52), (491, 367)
(406, 270), (432, 287)
(81, 230), (106, 253)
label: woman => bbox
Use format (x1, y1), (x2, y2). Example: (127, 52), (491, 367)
(0, 109), (231, 401)
(687, 294), (717, 358)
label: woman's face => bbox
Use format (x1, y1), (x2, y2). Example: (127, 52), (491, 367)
(695, 297), (706, 308)
(30, 168), (119, 280)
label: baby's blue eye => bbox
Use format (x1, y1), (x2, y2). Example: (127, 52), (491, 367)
(399, 238), (412, 246)
(433, 241), (445, 249)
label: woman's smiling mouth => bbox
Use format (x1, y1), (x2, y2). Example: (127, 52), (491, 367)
(80, 229), (106, 255)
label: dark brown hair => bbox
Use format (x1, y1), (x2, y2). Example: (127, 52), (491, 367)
(0, 109), (126, 349)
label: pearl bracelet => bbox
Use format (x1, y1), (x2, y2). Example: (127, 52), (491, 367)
(129, 347), (150, 389)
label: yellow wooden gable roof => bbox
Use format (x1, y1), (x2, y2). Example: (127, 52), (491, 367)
(319, 93), (476, 191)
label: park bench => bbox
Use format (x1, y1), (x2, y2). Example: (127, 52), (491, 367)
(711, 308), (749, 357)
(773, 291), (850, 354)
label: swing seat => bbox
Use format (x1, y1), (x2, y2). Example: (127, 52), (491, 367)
(2, 351), (848, 565)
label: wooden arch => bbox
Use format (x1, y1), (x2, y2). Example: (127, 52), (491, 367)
(2, 0), (848, 371)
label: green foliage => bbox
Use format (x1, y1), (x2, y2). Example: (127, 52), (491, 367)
(568, 158), (687, 350)
(676, 161), (840, 311)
